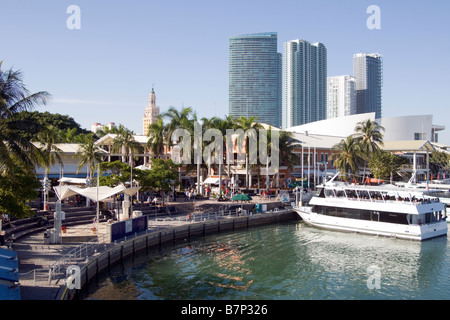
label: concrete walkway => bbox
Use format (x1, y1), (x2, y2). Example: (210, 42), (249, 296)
(12, 223), (109, 300)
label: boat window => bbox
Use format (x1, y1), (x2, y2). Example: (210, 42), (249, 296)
(345, 189), (357, 199)
(335, 190), (346, 198)
(379, 212), (408, 225)
(313, 205), (409, 225)
(324, 189), (334, 198)
(359, 190), (370, 200)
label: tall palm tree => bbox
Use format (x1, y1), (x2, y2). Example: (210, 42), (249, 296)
(147, 115), (167, 159)
(202, 115), (236, 194)
(235, 116), (263, 189)
(163, 106), (199, 191)
(34, 125), (63, 209)
(331, 136), (364, 181)
(353, 119), (385, 182)
(163, 106), (196, 147)
(113, 126), (143, 166)
(75, 134), (105, 185)
(277, 130), (300, 188)
(0, 61), (50, 175)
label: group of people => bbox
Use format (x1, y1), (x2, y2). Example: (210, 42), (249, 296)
(184, 189), (197, 201)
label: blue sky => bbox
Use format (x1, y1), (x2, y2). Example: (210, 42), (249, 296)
(1, 0), (450, 143)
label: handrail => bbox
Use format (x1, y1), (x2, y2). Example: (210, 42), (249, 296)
(19, 268), (52, 286)
(48, 234), (108, 282)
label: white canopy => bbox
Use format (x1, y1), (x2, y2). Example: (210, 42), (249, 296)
(53, 184), (140, 202)
(134, 164), (151, 170)
(58, 177), (88, 185)
(202, 177), (220, 185)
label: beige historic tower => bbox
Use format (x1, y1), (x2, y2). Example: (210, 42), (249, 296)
(143, 88), (160, 136)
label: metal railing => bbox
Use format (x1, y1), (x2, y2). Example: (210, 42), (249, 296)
(48, 234), (109, 283)
(19, 268), (52, 287)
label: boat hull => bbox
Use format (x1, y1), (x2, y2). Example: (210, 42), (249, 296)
(294, 207), (448, 241)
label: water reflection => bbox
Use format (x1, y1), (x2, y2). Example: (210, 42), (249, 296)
(85, 221), (449, 300)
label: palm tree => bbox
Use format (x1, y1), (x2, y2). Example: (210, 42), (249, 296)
(235, 116), (263, 189)
(277, 130), (300, 188)
(163, 106), (196, 148)
(0, 61), (50, 175)
(34, 125), (63, 209)
(353, 119), (385, 183)
(331, 136), (364, 181)
(202, 115), (236, 194)
(75, 134), (105, 185)
(113, 126), (143, 166)
(163, 106), (199, 191)
(147, 116), (167, 159)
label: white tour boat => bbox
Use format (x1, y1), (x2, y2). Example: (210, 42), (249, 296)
(293, 176), (448, 241)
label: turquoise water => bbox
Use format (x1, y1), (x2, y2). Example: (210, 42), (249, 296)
(84, 221), (450, 300)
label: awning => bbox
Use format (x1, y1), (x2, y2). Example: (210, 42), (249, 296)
(53, 184), (140, 202)
(202, 177), (220, 185)
(59, 177), (88, 185)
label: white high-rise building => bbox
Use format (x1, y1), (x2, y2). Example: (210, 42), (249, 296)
(327, 75), (356, 119)
(353, 53), (383, 118)
(282, 39), (327, 129)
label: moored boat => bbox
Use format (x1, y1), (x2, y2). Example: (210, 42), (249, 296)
(293, 177), (448, 241)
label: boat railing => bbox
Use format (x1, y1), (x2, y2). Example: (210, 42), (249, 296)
(325, 192), (441, 206)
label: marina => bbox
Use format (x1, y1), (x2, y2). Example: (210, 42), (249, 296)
(293, 175), (448, 241)
(83, 220), (450, 300)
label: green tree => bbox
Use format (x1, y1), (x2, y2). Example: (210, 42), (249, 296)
(430, 151), (450, 178)
(9, 111), (89, 140)
(147, 116), (167, 159)
(235, 116), (263, 189)
(112, 125), (143, 165)
(163, 106), (196, 147)
(99, 161), (131, 187)
(137, 159), (180, 206)
(0, 164), (40, 218)
(369, 150), (409, 183)
(207, 115), (237, 192)
(34, 125), (63, 209)
(0, 61), (50, 175)
(138, 159), (179, 191)
(277, 130), (300, 188)
(353, 119), (385, 182)
(331, 136), (364, 181)
(75, 134), (105, 185)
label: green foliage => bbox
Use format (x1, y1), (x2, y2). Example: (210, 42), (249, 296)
(99, 161), (131, 187)
(8, 111), (89, 141)
(136, 159), (180, 192)
(430, 151), (450, 176)
(0, 165), (40, 218)
(369, 150), (409, 181)
(331, 136), (364, 180)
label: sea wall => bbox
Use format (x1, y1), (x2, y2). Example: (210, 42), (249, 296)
(57, 209), (298, 300)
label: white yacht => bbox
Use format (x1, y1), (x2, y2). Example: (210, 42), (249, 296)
(293, 176), (448, 241)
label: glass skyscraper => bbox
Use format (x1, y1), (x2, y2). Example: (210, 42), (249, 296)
(229, 32), (281, 128)
(282, 39), (327, 129)
(353, 53), (383, 119)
